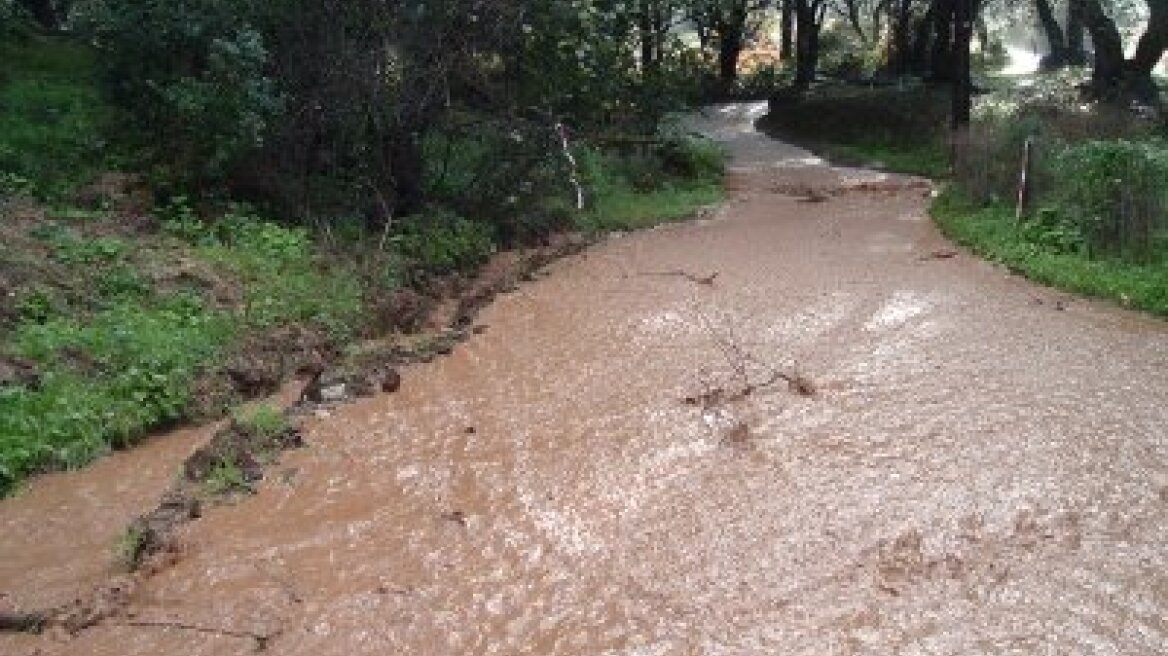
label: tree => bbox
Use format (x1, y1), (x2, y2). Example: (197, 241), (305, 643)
(1073, 0), (1165, 102)
(687, 0), (772, 82)
(15, 0), (70, 30)
(1035, 0), (1071, 69)
(1128, 0), (1168, 98)
(793, 0), (828, 86)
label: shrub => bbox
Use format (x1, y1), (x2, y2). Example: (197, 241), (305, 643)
(196, 209), (362, 336)
(0, 293), (235, 493)
(80, 1), (282, 190)
(231, 403), (287, 439)
(393, 210), (495, 276)
(0, 37), (113, 197)
(1050, 139), (1168, 260)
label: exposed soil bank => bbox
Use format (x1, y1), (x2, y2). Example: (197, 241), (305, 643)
(3, 104), (1168, 655)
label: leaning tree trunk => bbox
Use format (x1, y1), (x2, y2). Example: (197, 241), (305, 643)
(909, 4), (938, 76)
(1034, 0), (1069, 69)
(639, 9), (657, 73)
(1074, 0), (1126, 99)
(1126, 0), (1168, 102)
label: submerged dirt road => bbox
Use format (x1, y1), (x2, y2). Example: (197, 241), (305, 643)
(4, 103), (1168, 655)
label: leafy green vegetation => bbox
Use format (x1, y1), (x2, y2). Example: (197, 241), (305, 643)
(0, 205), (378, 494)
(759, 85), (950, 178)
(577, 133), (726, 231)
(932, 190), (1168, 316)
(0, 35), (115, 197)
(0, 30), (729, 495)
(394, 210), (497, 277)
(1, 295), (236, 487)
(231, 403), (289, 439)
(202, 457), (252, 496)
(821, 138), (950, 179)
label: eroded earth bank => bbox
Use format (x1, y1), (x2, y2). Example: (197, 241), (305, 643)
(3, 103), (1168, 655)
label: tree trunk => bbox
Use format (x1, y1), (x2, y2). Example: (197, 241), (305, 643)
(952, 0), (973, 129)
(794, 0), (819, 87)
(1034, 0), (1069, 69)
(930, 0), (956, 81)
(909, 4), (937, 76)
(781, 0), (794, 59)
(717, 23), (744, 82)
(388, 131), (425, 218)
(17, 0), (60, 31)
(888, 0), (914, 74)
(1074, 0), (1126, 98)
(639, 8), (657, 73)
(1128, 0), (1168, 83)
(1066, 0), (1087, 64)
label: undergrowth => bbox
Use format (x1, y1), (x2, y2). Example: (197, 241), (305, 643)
(932, 189), (1168, 316)
(0, 35), (115, 198)
(759, 84), (949, 178)
(0, 37), (727, 496)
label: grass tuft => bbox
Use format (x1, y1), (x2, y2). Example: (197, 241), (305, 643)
(932, 189), (1168, 316)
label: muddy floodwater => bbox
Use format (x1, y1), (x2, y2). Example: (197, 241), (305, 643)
(3, 103), (1168, 655)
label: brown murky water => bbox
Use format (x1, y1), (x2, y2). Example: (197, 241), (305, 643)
(4, 103), (1168, 655)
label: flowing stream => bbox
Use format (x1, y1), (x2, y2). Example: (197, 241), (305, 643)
(3, 103), (1167, 655)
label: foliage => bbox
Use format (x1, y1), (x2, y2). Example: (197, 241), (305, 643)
(0, 294), (236, 494)
(422, 119), (576, 244)
(760, 84), (949, 176)
(1049, 139), (1168, 260)
(932, 189), (1168, 316)
(954, 92), (1166, 263)
(79, 0), (282, 190)
(576, 135), (726, 232)
(232, 403), (288, 439)
(115, 525), (147, 571)
(203, 457), (251, 495)
(393, 210), (496, 276)
(196, 208), (363, 337)
(0, 36), (113, 198)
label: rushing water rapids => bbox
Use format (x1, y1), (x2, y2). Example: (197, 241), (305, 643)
(3, 103), (1168, 655)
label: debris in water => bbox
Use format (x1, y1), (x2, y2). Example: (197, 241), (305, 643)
(721, 422), (752, 448)
(785, 373), (818, 397)
(380, 368), (402, 393)
(639, 269), (719, 286)
(918, 249), (958, 261)
(440, 510), (467, 527)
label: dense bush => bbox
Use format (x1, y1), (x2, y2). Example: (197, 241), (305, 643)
(1050, 139), (1168, 260)
(393, 210), (496, 276)
(953, 94), (1166, 263)
(0, 36), (112, 197)
(79, 1), (282, 190)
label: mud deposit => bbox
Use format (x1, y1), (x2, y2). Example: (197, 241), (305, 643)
(4, 103), (1168, 655)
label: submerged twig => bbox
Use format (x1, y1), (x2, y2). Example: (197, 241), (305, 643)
(117, 619), (280, 651)
(0, 611), (48, 634)
(689, 309), (817, 405)
(639, 269), (719, 286)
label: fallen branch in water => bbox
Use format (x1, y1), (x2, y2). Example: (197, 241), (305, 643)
(638, 269), (719, 286)
(0, 611), (48, 634)
(117, 619), (281, 651)
(685, 310), (817, 407)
